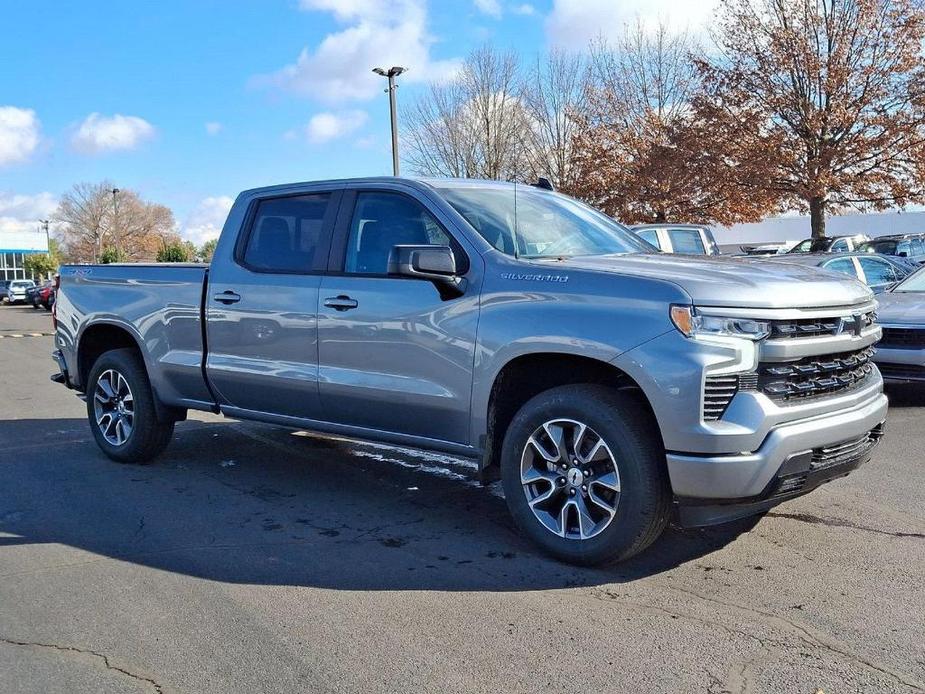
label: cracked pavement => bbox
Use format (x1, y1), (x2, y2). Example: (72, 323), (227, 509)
(1, 305), (923, 693)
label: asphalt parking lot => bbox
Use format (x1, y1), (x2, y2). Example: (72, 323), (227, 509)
(1, 304), (923, 694)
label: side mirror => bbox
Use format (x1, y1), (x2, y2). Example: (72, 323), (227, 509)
(388, 245), (466, 298)
(898, 251), (908, 257)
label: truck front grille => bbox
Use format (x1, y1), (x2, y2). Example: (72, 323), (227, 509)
(770, 311), (876, 339)
(879, 327), (925, 348)
(756, 346), (875, 402)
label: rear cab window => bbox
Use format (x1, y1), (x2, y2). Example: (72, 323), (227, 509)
(667, 229), (706, 254)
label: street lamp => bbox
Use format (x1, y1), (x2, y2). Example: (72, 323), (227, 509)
(372, 66), (406, 176)
(38, 219), (51, 251)
(100, 188), (120, 262)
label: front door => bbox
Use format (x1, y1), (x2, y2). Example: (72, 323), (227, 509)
(206, 189), (340, 419)
(317, 189), (480, 445)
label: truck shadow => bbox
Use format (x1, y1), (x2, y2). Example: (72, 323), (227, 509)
(0, 417), (759, 592)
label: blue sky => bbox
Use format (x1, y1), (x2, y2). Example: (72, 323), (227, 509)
(0, 0), (714, 244)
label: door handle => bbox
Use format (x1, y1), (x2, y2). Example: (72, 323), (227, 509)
(323, 295), (358, 311)
(213, 290), (241, 305)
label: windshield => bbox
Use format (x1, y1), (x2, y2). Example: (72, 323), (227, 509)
(11, 281), (33, 288)
(894, 267), (925, 292)
(436, 185), (651, 258)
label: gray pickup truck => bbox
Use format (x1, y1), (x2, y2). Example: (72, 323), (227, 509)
(52, 178), (887, 565)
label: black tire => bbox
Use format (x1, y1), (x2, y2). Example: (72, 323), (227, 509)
(500, 384), (670, 566)
(86, 348), (174, 463)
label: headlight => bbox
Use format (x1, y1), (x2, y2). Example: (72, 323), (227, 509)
(670, 305), (770, 341)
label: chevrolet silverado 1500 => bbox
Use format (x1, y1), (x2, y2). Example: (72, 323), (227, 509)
(52, 178), (887, 565)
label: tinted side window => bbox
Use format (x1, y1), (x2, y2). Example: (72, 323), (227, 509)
(831, 239), (849, 252)
(345, 192), (452, 274)
(823, 257), (859, 279)
(858, 257), (896, 286)
(242, 194), (331, 273)
(667, 229), (706, 254)
(636, 229), (661, 249)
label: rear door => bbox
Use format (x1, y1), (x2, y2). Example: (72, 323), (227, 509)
(316, 186), (481, 444)
(206, 187), (341, 418)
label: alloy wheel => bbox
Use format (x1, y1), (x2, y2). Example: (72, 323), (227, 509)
(520, 418), (621, 540)
(93, 369), (135, 446)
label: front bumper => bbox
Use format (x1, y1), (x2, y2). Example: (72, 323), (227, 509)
(666, 384), (887, 502)
(675, 421), (884, 527)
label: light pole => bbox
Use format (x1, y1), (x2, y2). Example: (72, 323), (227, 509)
(372, 66), (406, 176)
(38, 219), (50, 251)
(100, 188), (120, 262)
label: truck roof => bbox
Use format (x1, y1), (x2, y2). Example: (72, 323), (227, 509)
(238, 176), (542, 198)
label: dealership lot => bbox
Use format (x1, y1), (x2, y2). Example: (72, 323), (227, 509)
(0, 304), (923, 694)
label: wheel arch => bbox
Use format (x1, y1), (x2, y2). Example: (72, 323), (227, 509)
(478, 352), (662, 478)
(77, 321), (184, 424)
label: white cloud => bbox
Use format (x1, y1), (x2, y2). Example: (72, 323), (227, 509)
(545, 0), (717, 48)
(181, 196), (234, 245)
(205, 122), (223, 136)
(0, 191), (57, 235)
(474, 0), (502, 18)
(257, 0), (461, 104)
(71, 113), (155, 154)
(304, 110), (369, 144)
(511, 3), (535, 15)
(0, 107), (41, 166)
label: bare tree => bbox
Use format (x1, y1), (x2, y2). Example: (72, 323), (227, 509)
(54, 182), (176, 262)
(521, 50), (588, 190)
(700, 0), (925, 237)
(404, 46), (531, 180)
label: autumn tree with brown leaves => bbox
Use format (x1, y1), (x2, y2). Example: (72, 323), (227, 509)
(54, 182), (177, 262)
(700, 0), (925, 237)
(566, 22), (779, 225)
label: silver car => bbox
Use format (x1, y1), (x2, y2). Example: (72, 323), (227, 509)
(873, 267), (925, 382)
(5, 279), (35, 304)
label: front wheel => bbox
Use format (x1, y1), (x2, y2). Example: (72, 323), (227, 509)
(500, 385), (670, 566)
(86, 348), (174, 463)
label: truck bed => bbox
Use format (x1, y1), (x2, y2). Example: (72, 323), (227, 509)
(55, 263), (213, 408)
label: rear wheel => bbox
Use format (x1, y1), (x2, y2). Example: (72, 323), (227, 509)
(500, 385), (670, 566)
(86, 348), (174, 463)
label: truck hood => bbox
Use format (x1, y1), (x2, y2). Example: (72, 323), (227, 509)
(875, 291), (925, 326)
(546, 253), (873, 309)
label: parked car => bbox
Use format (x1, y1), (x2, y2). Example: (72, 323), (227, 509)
(738, 242), (793, 256)
(5, 279), (35, 304)
(856, 234), (925, 264)
(51, 177), (886, 566)
(632, 223), (721, 255)
(871, 267), (925, 383)
(763, 252), (917, 293)
(37, 282), (55, 310)
(28, 280), (53, 309)
(786, 234), (870, 254)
